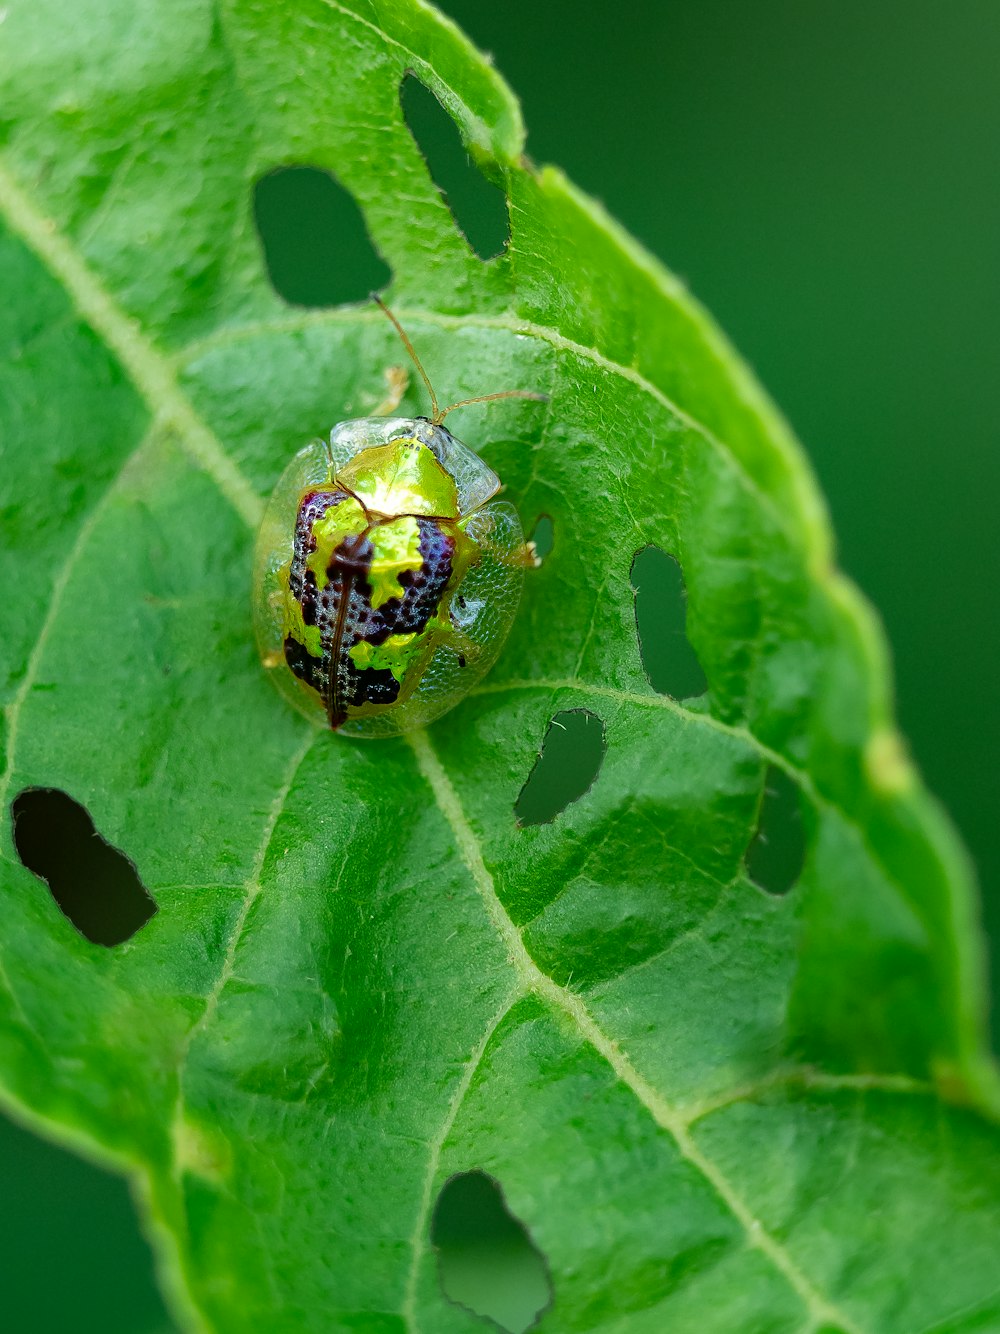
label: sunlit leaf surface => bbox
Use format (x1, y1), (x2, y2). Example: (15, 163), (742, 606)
(1, 1), (999, 1330)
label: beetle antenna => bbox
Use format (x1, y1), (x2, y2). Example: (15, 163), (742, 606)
(371, 295), (549, 425)
(438, 389), (549, 421)
(371, 294), (440, 423)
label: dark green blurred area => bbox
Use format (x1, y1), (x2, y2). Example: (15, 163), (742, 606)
(6, 2), (1000, 1328)
(0, 1111), (169, 1333)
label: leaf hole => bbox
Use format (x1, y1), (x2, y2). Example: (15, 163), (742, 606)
(11, 789), (156, 946)
(745, 766), (806, 897)
(515, 710), (606, 827)
(528, 514), (554, 564)
(401, 75), (510, 259)
(431, 1171), (551, 1334)
(630, 545), (707, 700)
(253, 166), (391, 308)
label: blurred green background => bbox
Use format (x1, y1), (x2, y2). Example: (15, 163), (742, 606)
(5, 1), (999, 1328)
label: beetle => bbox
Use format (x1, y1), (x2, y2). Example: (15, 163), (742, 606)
(253, 298), (546, 738)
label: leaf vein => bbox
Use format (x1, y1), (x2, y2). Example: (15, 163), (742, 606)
(0, 424), (162, 825)
(0, 156), (262, 529)
(469, 676), (918, 917)
(169, 727), (318, 1172)
(175, 304), (798, 548)
(400, 992), (520, 1333)
(681, 1068), (935, 1129)
(581, 875), (736, 998)
(406, 728), (867, 1334)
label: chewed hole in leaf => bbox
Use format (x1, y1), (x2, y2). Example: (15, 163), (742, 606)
(745, 766), (807, 896)
(401, 74), (510, 259)
(432, 1171), (551, 1334)
(253, 165), (391, 307)
(528, 514), (554, 564)
(11, 789), (156, 946)
(515, 710), (606, 827)
(630, 545), (707, 700)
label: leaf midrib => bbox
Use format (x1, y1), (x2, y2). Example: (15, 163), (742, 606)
(0, 149), (864, 838)
(403, 729), (868, 1334)
(0, 140), (940, 1076)
(0, 148), (929, 1334)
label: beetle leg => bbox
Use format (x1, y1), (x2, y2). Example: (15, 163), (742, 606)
(372, 365), (409, 416)
(479, 536), (537, 572)
(464, 505), (537, 572)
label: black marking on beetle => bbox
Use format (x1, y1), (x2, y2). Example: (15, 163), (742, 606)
(284, 635), (322, 693)
(288, 490), (347, 607)
(300, 568), (319, 627)
(285, 494), (462, 728)
(344, 665), (401, 709)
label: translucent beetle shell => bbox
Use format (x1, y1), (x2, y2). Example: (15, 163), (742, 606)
(253, 414), (531, 739)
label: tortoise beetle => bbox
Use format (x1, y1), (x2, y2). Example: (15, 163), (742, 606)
(253, 299), (546, 738)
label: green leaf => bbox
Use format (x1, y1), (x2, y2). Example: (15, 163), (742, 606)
(1, 1), (998, 1331)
